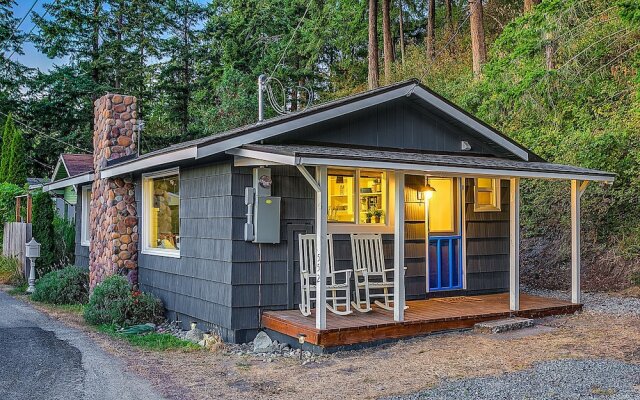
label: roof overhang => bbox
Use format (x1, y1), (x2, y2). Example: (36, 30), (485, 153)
(227, 146), (615, 183)
(42, 172), (94, 192)
(100, 146), (198, 178)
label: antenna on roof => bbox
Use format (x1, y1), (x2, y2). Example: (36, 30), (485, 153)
(257, 74), (313, 122)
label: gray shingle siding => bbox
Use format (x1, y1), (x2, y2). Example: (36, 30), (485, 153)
(136, 161), (238, 341)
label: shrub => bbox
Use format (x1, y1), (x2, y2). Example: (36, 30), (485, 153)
(31, 266), (89, 305)
(32, 190), (56, 274)
(53, 215), (75, 266)
(0, 255), (22, 285)
(631, 271), (640, 286)
(84, 275), (164, 326)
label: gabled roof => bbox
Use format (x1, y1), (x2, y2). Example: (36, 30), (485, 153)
(100, 80), (545, 178)
(230, 144), (615, 182)
(52, 153), (94, 181)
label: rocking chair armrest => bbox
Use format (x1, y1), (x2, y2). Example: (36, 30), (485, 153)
(331, 269), (352, 279)
(382, 267), (408, 273)
(353, 268), (369, 276)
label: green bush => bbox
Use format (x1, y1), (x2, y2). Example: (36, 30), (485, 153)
(32, 190), (56, 274)
(83, 275), (165, 326)
(53, 215), (75, 266)
(0, 255), (22, 285)
(31, 266), (89, 305)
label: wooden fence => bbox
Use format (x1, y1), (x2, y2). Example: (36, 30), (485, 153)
(3, 222), (32, 277)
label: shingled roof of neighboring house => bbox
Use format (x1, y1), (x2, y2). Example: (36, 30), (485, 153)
(51, 153), (94, 182)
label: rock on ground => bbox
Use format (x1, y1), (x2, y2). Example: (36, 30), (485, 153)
(253, 331), (274, 353)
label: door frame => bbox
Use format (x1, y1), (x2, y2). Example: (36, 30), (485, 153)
(425, 177), (466, 293)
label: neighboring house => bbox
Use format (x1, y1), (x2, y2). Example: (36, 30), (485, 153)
(43, 80), (614, 350)
(46, 154), (94, 220)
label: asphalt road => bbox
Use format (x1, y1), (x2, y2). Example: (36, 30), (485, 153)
(0, 290), (164, 400)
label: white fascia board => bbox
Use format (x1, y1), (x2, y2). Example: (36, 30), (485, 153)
(50, 155), (66, 181)
(197, 86), (413, 159)
(410, 86), (530, 161)
(43, 173), (95, 192)
(100, 147), (197, 178)
(226, 148), (296, 166)
(298, 156), (614, 182)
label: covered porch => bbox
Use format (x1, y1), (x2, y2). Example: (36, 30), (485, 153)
(228, 144), (615, 350)
(262, 293), (581, 349)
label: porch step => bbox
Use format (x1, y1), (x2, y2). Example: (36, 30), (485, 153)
(473, 317), (534, 334)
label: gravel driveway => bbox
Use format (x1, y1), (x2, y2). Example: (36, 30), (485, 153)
(387, 359), (640, 400)
(0, 289), (164, 400)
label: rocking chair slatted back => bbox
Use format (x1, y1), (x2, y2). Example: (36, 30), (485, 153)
(299, 233), (334, 276)
(351, 234), (387, 280)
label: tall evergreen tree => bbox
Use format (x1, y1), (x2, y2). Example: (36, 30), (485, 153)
(0, 113), (15, 181)
(0, 0), (28, 115)
(368, 0), (379, 89)
(6, 127), (26, 186)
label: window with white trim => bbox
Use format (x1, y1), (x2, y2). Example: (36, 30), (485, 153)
(81, 186), (92, 246)
(474, 178), (501, 212)
(327, 169), (388, 225)
(142, 169), (180, 257)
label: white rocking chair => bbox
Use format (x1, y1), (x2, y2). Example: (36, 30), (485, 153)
(298, 234), (353, 316)
(350, 233), (396, 312)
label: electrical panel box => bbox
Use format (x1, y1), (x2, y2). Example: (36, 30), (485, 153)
(254, 196), (281, 243)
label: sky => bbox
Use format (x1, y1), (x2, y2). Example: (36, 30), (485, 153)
(8, 0), (209, 72)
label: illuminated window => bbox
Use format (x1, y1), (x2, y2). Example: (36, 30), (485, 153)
(81, 186), (92, 246)
(143, 169), (180, 257)
(328, 169), (355, 223)
(327, 169), (387, 225)
(428, 178), (456, 233)
(474, 178), (501, 212)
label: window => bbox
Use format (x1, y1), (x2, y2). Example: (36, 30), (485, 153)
(474, 178), (501, 212)
(142, 169), (180, 257)
(428, 178), (456, 233)
(81, 186), (92, 246)
(327, 169), (387, 225)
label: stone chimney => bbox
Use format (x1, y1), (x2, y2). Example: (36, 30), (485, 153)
(89, 94), (139, 289)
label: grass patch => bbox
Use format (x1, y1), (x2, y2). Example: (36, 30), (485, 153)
(7, 283), (27, 295)
(97, 324), (201, 351)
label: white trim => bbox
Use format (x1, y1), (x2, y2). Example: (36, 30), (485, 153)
(297, 156), (615, 182)
(234, 156), (286, 167)
(43, 173), (94, 192)
(411, 86), (530, 160)
(101, 147), (197, 179)
(315, 166), (328, 329)
(228, 148), (296, 166)
(81, 186), (91, 247)
(460, 178), (467, 290)
(199, 86), (413, 160)
(393, 171), (405, 322)
(571, 179), (582, 304)
(51, 155), (66, 181)
(509, 177), (520, 311)
(141, 168), (181, 259)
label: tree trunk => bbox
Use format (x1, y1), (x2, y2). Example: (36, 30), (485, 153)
(544, 31), (555, 70)
(445, 0), (453, 31)
(368, 0), (379, 89)
(382, 0), (394, 83)
(181, 5), (190, 137)
(524, 0), (541, 13)
(469, 0), (486, 77)
(398, 0), (405, 65)
(426, 0), (435, 60)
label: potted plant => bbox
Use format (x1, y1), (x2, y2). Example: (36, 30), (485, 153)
(373, 209), (384, 223)
(365, 209), (374, 223)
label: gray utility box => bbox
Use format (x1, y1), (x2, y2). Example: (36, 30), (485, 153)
(253, 196), (281, 243)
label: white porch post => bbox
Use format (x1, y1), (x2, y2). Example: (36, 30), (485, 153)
(571, 179), (588, 304)
(509, 178), (520, 311)
(315, 166), (328, 329)
(394, 171), (406, 322)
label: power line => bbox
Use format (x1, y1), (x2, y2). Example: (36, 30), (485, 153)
(268, 0), (313, 78)
(1, 0), (40, 51)
(7, 7), (50, 60)
(0, 110), (91, 154)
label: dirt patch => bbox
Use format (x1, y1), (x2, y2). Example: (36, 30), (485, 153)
(13, 293), (640, 400)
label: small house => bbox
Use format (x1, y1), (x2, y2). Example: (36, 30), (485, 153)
(44, 80), (614, 352)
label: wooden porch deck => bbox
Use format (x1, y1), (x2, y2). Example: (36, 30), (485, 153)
(262, 293), (581, 349)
